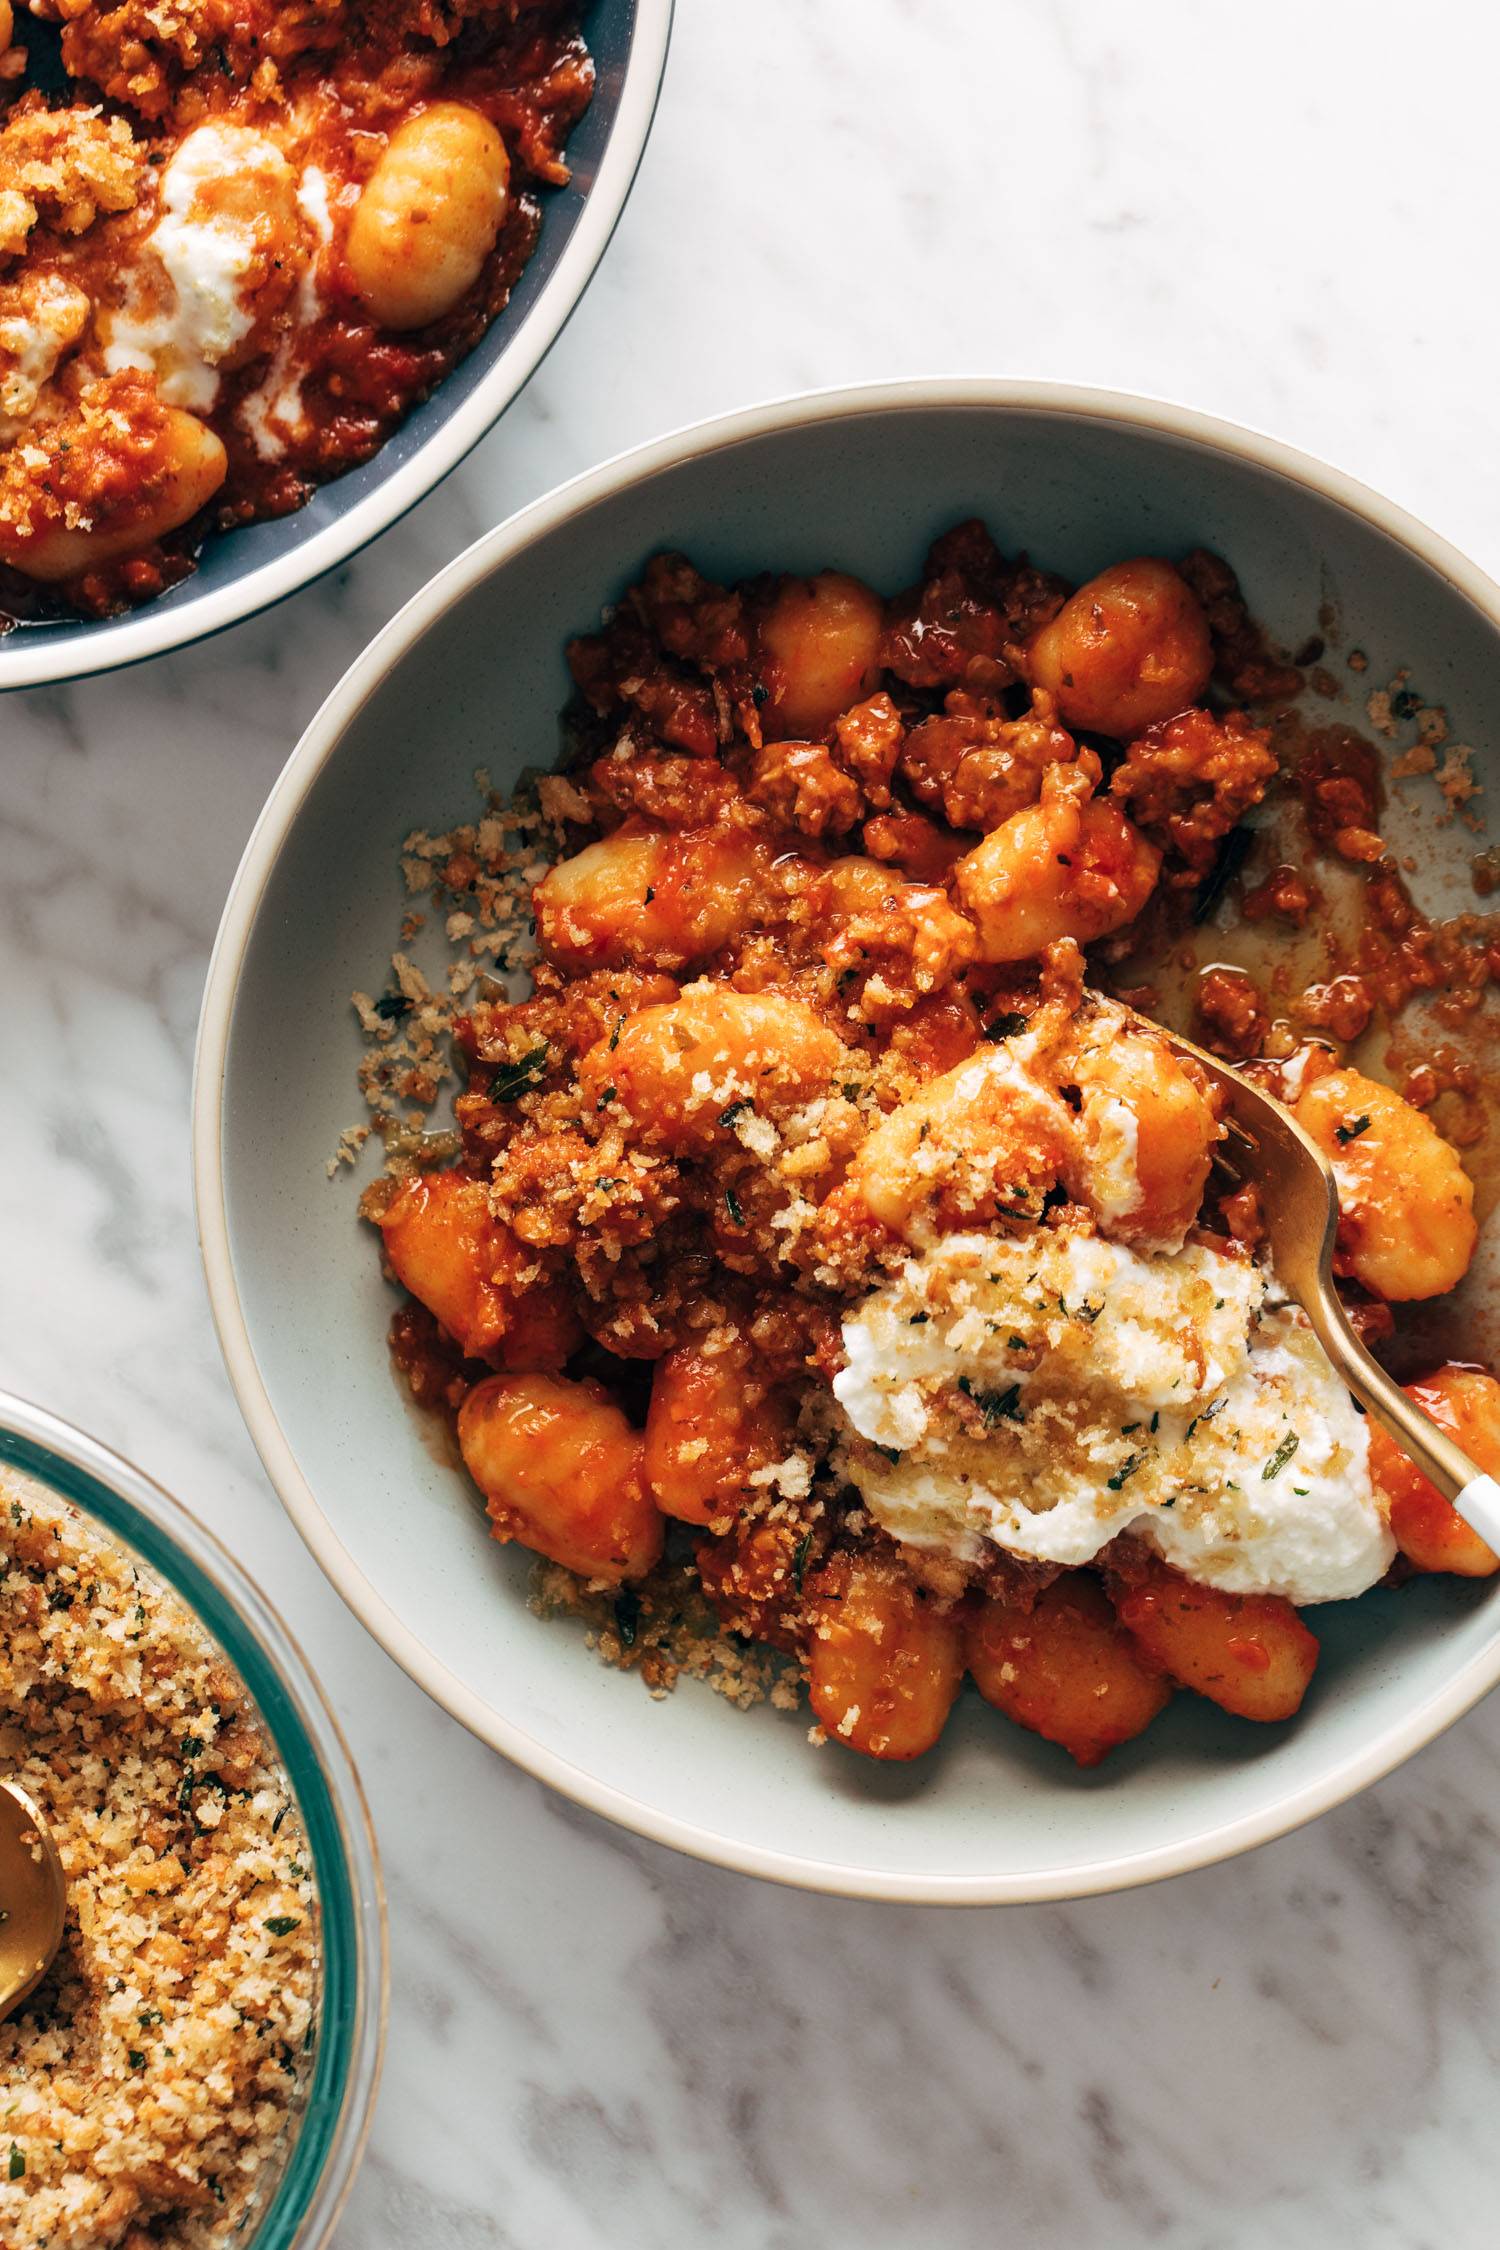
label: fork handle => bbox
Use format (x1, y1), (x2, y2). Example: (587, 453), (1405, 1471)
(1313, 1306), (1500, 1553)
(1452, 1474), (1500, 1555)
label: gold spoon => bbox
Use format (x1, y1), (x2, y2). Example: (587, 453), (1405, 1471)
(0, 1780), (66, 2023)
(1161, 1028), (1500, 1549)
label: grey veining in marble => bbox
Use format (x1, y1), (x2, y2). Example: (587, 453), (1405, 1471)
(6, 1), (1500, 2243)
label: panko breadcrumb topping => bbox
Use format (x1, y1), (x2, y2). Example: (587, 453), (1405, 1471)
(0, 1473), (317, 2250)
(342, 772), (571, 1178)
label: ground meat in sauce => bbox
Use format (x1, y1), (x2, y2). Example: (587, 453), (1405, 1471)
(345, 518), (1500, 1765)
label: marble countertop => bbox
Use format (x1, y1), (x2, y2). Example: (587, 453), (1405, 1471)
(8, 2), (1500, 2242)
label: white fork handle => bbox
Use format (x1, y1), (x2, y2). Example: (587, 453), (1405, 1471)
(1453, 1474), (1500, 1555)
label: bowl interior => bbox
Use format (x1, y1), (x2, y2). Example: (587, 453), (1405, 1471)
(0, 0), (653, 686)
(213, 400), (1500, 1897)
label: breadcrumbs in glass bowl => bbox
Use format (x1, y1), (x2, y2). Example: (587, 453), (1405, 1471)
(0, 1396), (384, 2250)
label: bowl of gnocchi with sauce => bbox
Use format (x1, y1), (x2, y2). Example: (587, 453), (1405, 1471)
(195, 380), (1500, 1903)
(0, 0), (672, 687)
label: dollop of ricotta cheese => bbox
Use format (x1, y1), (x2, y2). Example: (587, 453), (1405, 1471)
(102, 124), (306, 412)
(832, 1230), (1391, 1603)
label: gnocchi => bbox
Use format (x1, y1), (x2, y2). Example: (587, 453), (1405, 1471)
(1107, 1554), (1319, 1723)
(1058, 1013), (1219, 1251)
(535, 824), (776, 973)
(954, 786), (1161, 961)
(805, 1550), (965, 1760)
(0, 407), (226, 584)
(1294, 1068), (1477, 1301)
(1367, 1365), (1500, 1577)
(579, 987), (846, 1153)
(347, 104), (511, 332)
(1027, 558), (1213, 737)
(760, 571), (885, 740)
(966, 1576), (1172, 1766)
(458, 1372), (663, 1583)
(379, 1169), (581, 1371)
(643, 1342), (794, 1524)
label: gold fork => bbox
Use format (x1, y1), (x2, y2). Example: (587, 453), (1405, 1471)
(1160, 1028), (1500, 1551)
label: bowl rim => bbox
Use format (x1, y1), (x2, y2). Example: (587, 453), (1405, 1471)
(0, 1387), (388, 2244)
(0, 0), (674, 694)
(193, 376), (1500, 1905)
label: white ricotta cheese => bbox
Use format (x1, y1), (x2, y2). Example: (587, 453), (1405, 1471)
(102, 124), (297, 412)
(833, 1229), (1391, 1604)
(237, 166), (332, 461)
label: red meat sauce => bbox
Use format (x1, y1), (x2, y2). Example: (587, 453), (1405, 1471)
(359, 519), (1500, 1761)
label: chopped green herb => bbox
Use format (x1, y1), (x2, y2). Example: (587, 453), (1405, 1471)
(908, 1311), (930, 1325)
(1106, 1453), (1144, 1492)
(127, 2050), (147, 2071)
(1149, 1411), (1160, 1433)
(958, 1376), (1024, 1428)
(613, 1588), (641, 1649)
(595, 1085), (617, 1110)
(1185, 1396), (1227, 1440)
(608, 1016), (623, 1050)
(984, 1011), (1029, 1042)
(1008, 1334), (1027, 1350)
(8, 2145), (23, 2180)
(792, 1531), (814, 1591)
(489, 1045), (550, 1102)
(1335, 1114), (1371, 1144)
(643, 886), (656, 903)
(718, 1100), (751, 1127)
(724, 1185), (744, 1225)
(372, 991), (412, 1022)
(264, 1915), (301, 1937)
(1263, 1434), (1300, 1481)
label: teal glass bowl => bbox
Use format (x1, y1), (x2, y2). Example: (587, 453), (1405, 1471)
(0, 1390), (386, 2248)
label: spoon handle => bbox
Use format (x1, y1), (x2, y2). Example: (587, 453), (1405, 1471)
(1304, 1294), (1500, 1551)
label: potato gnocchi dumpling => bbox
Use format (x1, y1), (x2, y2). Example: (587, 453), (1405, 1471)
(362, 514), (1493, 1777)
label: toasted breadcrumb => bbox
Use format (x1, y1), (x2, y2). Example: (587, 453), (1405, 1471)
(0, 102), (141, 262)
(528, 1553), (805, 1711)
(341, 774), (577, 1171)
(0, 1473), (317, 2250)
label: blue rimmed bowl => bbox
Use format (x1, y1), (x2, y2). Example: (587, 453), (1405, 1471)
(0, 1391), (386, 2248)
(0, 0), (672, 691)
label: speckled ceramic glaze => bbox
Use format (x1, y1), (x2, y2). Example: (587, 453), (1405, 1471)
(193, 383), (1500, 1903)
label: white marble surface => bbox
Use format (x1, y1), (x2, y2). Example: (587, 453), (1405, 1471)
(7, 2), (1500, 2242)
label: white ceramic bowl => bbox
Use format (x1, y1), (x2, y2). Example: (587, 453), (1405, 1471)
(0, 0), (671, 691)
(194, 381), (1500, 1904)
